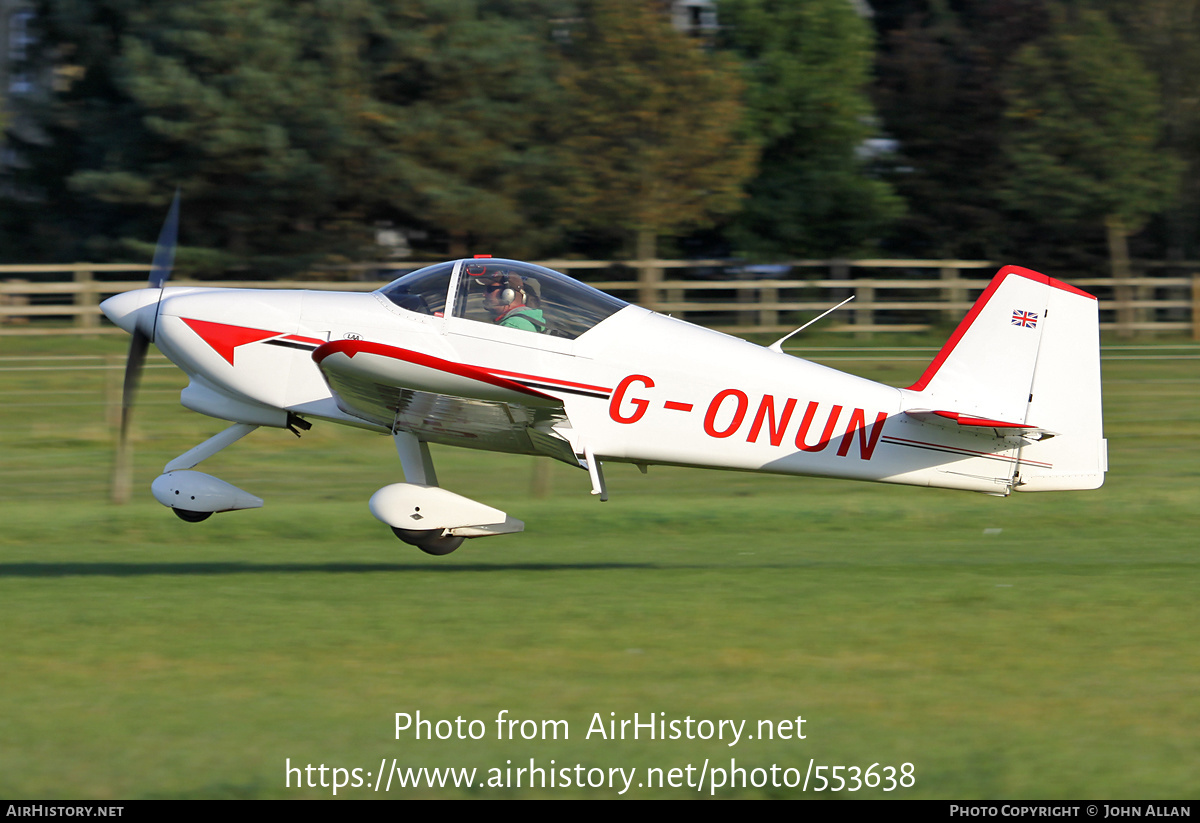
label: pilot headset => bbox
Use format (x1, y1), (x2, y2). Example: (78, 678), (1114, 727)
(495, 273), (523, 305)
(471, 265), (524, 304)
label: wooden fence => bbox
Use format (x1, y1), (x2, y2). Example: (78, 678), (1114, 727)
(2, 259), (1198, 338)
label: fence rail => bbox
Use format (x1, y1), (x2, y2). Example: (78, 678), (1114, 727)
(2, 259), (1198, 338)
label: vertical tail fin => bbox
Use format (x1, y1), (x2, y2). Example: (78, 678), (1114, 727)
(906, 266), (1106, 491)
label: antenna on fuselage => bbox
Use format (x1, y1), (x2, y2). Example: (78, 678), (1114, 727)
(768, 295), (856, 354)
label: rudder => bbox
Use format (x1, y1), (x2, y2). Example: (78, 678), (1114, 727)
(1015, 272), (1106, 491)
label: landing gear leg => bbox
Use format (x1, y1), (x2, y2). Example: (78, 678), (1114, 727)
(583, 445), (608, 501)
(390, 431), (463, 554)
(373, 431), (522, 553)
(152, 423), (264, 519)
(165, 423), (258, 472)
(393, 430), (438, 486)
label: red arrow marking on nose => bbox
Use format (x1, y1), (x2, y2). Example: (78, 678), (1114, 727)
(180, 318), (281, 365)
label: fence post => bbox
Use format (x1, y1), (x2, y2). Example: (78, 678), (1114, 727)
(1114, 281), (1136, 338)
(941, 265), (964, 325)
(76, 267), (98, 329)
(737, 282), (755, 327)
(635, 232), (661, 311)
(108, 354), (132, 504)
(637, 262), (661, 310)
(1137, 271), (1152, 329)
(838, 261), (873, 340)
(855, 283), (874, 340)
(530, 458), (552, 500)
(1193, 273), (1200, 342)
(666, 285), (684, 320)
(1, 278), (30, 326)
(760, 286), (778, 329)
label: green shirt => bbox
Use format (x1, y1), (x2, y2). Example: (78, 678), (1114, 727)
(497, 308), (546, 333)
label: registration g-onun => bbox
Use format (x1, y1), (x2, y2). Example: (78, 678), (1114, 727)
(102, 196), (1107, 556)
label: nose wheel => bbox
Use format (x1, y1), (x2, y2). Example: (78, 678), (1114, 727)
(391, 528), (465, 556)
(173, 509), (213, 523)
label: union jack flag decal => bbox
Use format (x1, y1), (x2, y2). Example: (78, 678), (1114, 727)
(1011, 309), (1038, 328)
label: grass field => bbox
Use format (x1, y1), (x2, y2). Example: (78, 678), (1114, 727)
(1, 331), (1198, 798)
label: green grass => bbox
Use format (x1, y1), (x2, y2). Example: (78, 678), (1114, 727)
(1, 334), (1198, 798)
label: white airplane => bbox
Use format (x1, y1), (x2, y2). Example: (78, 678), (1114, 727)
(101, 199), (1106, 554)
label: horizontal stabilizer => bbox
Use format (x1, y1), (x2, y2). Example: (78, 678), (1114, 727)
(904, 409), (1057, 439)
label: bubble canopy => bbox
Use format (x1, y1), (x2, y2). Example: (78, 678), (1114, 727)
(376, 259), (628, 339)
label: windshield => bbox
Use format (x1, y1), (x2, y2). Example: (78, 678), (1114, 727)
(454, 259), (627, 339)
(376, 262), (454, 316)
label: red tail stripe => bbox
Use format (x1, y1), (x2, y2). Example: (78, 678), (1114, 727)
(907, 266), (1095, 392)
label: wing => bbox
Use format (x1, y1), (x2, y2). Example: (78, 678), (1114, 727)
(312, 340), (578, 464)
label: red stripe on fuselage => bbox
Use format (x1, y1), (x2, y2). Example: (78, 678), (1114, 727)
(312, 340), (559, 403)
(485, 367), (612, 395)
(282, 334), (325, 346)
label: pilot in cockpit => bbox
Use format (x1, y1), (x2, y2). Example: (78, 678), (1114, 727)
(480, 271), (547, 333)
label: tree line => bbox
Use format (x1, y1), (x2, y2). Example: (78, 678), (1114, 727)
(2, 0), (1190, 278)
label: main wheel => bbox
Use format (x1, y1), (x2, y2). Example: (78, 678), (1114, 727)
(416, 534), (465, 556)
(172, 508), (212, 523)
(391, 527), (464, 556)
